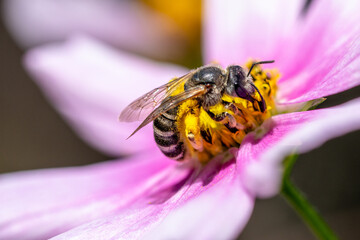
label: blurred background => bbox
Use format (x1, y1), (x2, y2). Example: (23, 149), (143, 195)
(0, 0), (359, 239)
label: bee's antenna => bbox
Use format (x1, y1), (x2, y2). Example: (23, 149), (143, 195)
(247, 60), (275, 77)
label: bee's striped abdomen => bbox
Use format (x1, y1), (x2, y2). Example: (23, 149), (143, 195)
(153, 107), (185, 160)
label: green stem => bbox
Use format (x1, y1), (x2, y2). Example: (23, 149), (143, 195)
(281, 155), (338, 240)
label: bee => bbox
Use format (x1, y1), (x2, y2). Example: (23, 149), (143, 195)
(119, 60), (274, 162)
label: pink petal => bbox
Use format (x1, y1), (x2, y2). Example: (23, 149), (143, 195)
(204, 0), (360, 103)
(277, 0), (360, 103)
(0, 150), (181, 240)
(53, 155), (254, 240)
(239, 97), (360, 198)
(3, 0), (186, 59)
(203, 0), (303, 66)
(1, 152), (254, 239)
(24, 36), (188, 156)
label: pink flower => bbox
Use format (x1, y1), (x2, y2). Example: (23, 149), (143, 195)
(1, 0), (360, 239)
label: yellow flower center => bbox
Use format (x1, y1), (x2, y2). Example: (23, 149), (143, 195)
(176, 60), (280, 163)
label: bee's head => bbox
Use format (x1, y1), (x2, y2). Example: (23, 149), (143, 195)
(226, 65), (251, 98)
(226, 65), (266, 112)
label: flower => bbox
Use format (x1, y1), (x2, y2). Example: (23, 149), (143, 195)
(1, 0), (360, 239)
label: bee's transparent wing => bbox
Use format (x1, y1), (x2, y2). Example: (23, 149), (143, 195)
(127, 85), (207, 139)
(119, 71), (194, 122)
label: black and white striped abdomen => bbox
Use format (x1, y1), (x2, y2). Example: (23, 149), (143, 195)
(153, 107), (185, 160)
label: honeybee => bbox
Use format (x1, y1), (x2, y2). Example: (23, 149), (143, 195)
(119, 61), (274, 162)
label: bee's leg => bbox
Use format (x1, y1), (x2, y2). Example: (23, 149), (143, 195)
(222, 101), (240, 115)
(206, 111), (237, 128)
(184, 112), (204, 151)
(206, 106), (246, 132)
(221, 101), (248, 130)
